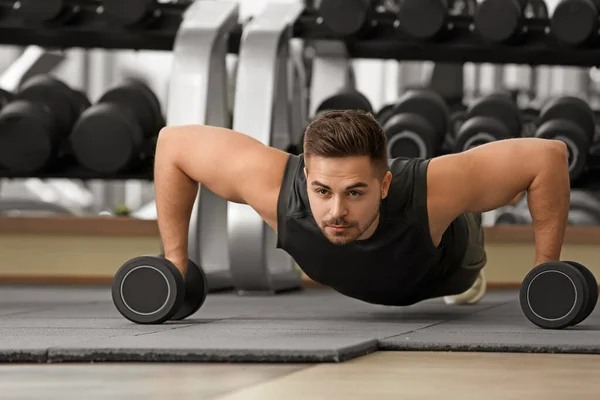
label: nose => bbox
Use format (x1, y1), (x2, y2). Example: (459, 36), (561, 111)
(330, 196), (348, 219)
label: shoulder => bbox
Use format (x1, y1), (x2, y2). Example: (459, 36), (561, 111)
(277, 153), (311, 218)
(385, 157), (431, 211)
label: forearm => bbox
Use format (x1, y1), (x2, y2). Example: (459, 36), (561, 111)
(526, 144), (570, 265)
(154, 129), (199, 271)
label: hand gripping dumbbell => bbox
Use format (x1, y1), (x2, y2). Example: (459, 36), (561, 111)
(520, 261), (598, 329)
(380, 89), (450, 159)
(112, 256), (208, 324)
(0, 75), (90, 174)
(69, 80), (164, 175)
(454, 93), (522, 153)
(533, 96), (595, 181)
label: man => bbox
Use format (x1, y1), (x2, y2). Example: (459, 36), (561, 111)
(154, 110), (570, 307)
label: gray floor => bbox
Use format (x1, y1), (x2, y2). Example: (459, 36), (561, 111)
(0, 285), (598, 363)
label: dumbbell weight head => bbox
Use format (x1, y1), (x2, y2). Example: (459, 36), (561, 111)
(112, 255), (186, 324)
(12, 0), (79, 24)
(551, 0), (599, 47)
(318, 0), (374, 38)
(385, 113), (438, 159)
(469, 93), (522, 136)
(0, 75), (87, 173)
(520, 261), (589, 329)
(376, 103), (396, 125)
(101, 0), (159, 27)
(382, 89), (449, 159)
(534, 97), (595, 181)
(70, 80), (163, 174)
(454, 94), (521, 152)
(316, 90), (374, 115)
(474, 0), (527, 43)
(170, 258), (209, 321)
(397, 0), (449, 40)
(564, 260), (598, 326)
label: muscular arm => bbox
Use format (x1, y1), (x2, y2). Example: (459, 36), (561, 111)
(427, 138), (570, 265)
(154, 125), (289, 272)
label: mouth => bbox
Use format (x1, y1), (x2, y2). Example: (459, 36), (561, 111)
(327, 225), (351, 232)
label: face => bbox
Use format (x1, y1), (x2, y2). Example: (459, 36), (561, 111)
(304, 155), (392, 246)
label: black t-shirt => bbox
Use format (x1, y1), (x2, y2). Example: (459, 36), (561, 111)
(276, 154), (469, 306)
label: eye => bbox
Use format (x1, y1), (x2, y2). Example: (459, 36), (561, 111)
(316, 189), (329, 196)
(348, 191), (363, 196)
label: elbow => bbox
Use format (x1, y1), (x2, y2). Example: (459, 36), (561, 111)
(545, 139), (569, 169)
(155, 127), (181, 166)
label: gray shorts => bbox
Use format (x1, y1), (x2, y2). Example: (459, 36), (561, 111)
(437, 212), (487, 296)
(414, 212), (488, 302)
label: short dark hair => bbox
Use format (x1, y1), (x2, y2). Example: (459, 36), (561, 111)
(303, 110), (388, 178)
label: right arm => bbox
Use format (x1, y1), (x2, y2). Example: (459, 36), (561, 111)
(153, 125), (290, 273)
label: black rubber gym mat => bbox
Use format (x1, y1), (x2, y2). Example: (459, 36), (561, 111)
(0, 286), (597, 363)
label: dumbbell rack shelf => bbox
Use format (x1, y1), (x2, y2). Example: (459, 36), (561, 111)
(0, 1), (242, 52)
(298, 12), (600, 67)
(1, 4), (600, 67)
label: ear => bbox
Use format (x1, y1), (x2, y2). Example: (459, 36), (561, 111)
(381, 171), (392, 199)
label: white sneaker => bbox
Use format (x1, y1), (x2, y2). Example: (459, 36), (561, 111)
(444, 270), (487, 305)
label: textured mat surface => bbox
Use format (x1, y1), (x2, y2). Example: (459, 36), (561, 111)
(0, 285), (598, 363)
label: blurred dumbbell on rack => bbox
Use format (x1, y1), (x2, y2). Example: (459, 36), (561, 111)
(316, 0), (376, 38)
(533, 96), (595, 181)
(549, 0), (600, 47)
(453, 92), (522, 152)
(495, 189), (600, 225)
(474, 0), (548, 43)
(69, 79), (164, 175)
(0, 74), (90, 175)
(379, 89), (450, 159)
(396, 0), (476, 40)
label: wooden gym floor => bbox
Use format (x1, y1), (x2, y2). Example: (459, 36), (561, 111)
(1, 351), (597, 399)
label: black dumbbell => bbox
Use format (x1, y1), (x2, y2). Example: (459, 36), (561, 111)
(567, 190), (600, 225)
(520, 261), (597, 329)
(317, 0), (375, 38)
(316, 90), (374, 115)
(376, 103), (395, 125)
(112, 255), (208, 324)
(69, 80), (164, 175)
(100, 0), (161, 27)
(380, 89), (449, 159)
(520, 107), (539, 138)
(534, 96), (595, 181)
(474, 0), (548, 43)
(11, 0), (81, 24)
(550, 0), (600, 47)
(454, 93), (522, 153)
(0, 74), (90, 174)
(397, 0), (477, 40)
(494, 208), (532, 225)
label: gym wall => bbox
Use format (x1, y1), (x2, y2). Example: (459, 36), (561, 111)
(1, 0), (600, 289)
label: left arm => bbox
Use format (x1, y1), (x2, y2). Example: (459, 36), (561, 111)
(426, 138), (570, 265)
